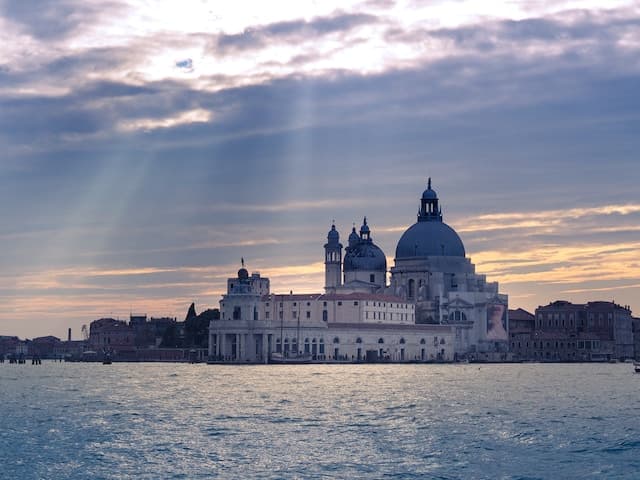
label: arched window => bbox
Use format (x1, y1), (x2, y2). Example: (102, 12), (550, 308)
(356, 337), (362, 344)
(420, 338), (426, 345)
(333, 337), (340, 344)
(408, 279), (415, 298)
(399, 338), (406, 344)
(378, 338), (384, 344)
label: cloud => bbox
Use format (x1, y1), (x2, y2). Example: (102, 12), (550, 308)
(2, 2), (640, 337)
(117, 108), (212, 131)
(0, 0), (127, 40)
(214, 12), (378, 54)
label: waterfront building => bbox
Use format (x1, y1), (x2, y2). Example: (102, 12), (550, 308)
(210, 268), (453, 363)
(633, 317), (640, 360)
(89, 318), (136, 357)
(208, 180), (508, 363)
(512, 300), (635, 362)
(508, 308), (536, 359)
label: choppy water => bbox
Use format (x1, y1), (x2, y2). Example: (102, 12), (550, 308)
(1, 363), (639, 479)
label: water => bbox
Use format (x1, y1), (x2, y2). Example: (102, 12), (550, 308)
(1, 363), (639, 479)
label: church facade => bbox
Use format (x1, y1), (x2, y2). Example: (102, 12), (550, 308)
(208, 179), (508, 363)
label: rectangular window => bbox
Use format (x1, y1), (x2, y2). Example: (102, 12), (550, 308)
(354, 301), (358, 306)
(306, 311), (311, 319)
(322, 310), (328, 321)
(292, 311), (297, 319)
(338, 301), (342, 306)
(265, 312), (270, 319)
(279, 311), (283, 320)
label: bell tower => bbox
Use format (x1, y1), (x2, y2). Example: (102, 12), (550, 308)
(324, 223), (342, 292)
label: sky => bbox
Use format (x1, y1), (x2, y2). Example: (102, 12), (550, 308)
(1, 0), (639, 339)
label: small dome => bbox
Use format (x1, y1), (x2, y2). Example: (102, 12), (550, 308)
(327, 224), (339, 243)
(395, 221), (465, 258)
(348, 227), (359, 248)
(344, 243), (387, 272)
(422, 188), (437, 200)
(422, 177), (437, 200)
(237, 268), (249, 280)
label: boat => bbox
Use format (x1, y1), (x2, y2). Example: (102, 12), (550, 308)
(269, 292), (312, 364)
(270, 352), (313, 364)
(102, 352), (112, 365)
(634, 361), (640, 373)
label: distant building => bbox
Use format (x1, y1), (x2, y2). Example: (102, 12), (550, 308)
(211, 269), (453, 363)
(632, 317), (640, 360)
(30, 336), (63, 358)
(209, 180), (508, 363)
(89, 318), (135, 358)
(0, 336), (20, 356)
(508, 308), (535, 360)
(513, 300), (634, 361)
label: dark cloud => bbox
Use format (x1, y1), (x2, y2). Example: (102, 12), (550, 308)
(214, 12), (378, 54)
(386, 13), (640, 52)
(0, 0), (127, 40)
(175, 58), (194, 71)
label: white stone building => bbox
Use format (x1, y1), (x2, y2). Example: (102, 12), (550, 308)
(208, 179), (507, 363)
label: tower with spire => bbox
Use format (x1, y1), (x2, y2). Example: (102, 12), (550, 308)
(324, 223), (343, 292)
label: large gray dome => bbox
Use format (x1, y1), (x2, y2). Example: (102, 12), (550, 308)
(395, 179), (466, 259)
(395, 221), (465, 258)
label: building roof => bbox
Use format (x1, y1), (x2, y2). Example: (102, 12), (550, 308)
(328, 322), (452, 332)
(508, 308), (535, 321)
(343, 218), (387, 272)
(261, 292), (411, 303)
(396, 220), (465, 258)
(320, 292), (409, 303)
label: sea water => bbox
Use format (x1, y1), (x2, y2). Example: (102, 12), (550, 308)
(1, 362), (639, 479)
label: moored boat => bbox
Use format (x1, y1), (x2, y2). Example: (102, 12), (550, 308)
(270, 352), (312, 364)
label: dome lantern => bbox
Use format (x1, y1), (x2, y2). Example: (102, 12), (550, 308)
(419, 177), (442, 222)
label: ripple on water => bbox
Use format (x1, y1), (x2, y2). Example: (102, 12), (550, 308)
(1, 363), (640, 479)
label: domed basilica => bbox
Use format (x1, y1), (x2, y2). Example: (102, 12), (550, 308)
(322, 178), (508, 355)
(209, 179), (508, 364)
